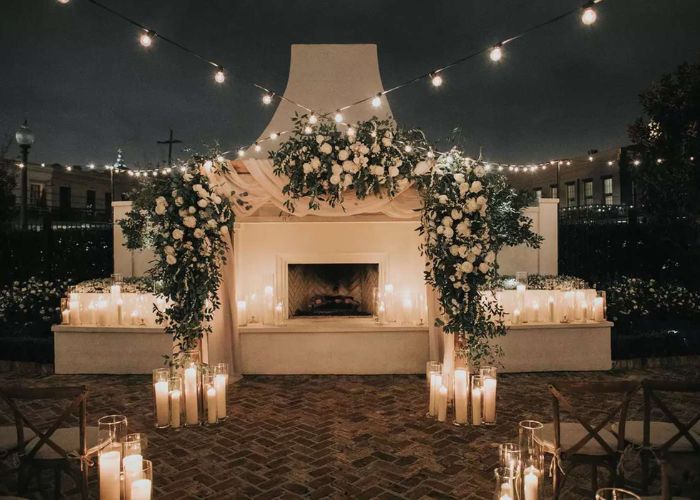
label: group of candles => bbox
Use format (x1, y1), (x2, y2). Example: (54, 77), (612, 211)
(494, 420), (545, 500)
(152, 358), (229, 428)
(503, 285), (606, 326)
(97, 415), (153, 500)
(426, 362), (498, 426)
(375, 284), (428, 326)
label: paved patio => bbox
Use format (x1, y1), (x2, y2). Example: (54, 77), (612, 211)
(1, 366), (698, 499)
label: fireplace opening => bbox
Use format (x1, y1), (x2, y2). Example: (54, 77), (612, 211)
(288, 263), (378, 317)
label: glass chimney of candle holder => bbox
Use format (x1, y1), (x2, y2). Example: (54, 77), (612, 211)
(169, 376), (183, 429)
(122, 432), (147, 457)
(515, 271), (528, 287)
(471, 375), (484, 425)
(480, 366), (498, 425)
(152, 368), (170, 428)
(61, 297), (70, 324)
(595, 488), (641, 500)
(498, 443), (522, 473)
(519, 420), (544, 500)
(202, 370), (219, 425)
(494, 466), (521, 500)
(426, 361), (441, 386)
(129, 458), (153, 500)
(426, 362), (443, 417)
(111, 273), (123, 285)
(97, 414), (128, 451)
(181, 350), (202, 426)
(213, 363), (229, 420)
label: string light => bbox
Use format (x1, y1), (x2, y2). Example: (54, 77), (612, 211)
(254, 143), (261, 152)
(656, 158), (663, 164)
(57, 0), (70, 4)
(237, 149), (245, 157)
(489, 44), (503, 62)
(588, 155), (594, 162)
(430, 73), (443, 87)
(152, 170), (158, 176)
(88, 163), (95, 169)
(371, 95), (382, 108)
(334, 111), (343, 123)
(270, 132), (279, 140)
(607, 160), (614, 166)
(214, 67), (225, 83)
(262, 93), (273, 105)
(581, 5), (598, 25)
(404, 145), (413, 153)
(139, 30), (154, 48)
(633, 159), (641, 166)
(18, 163), (24, 169)
(66, 165), (72, 171)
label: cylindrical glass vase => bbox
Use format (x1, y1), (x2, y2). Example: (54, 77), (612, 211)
(122, 432), (147, 457)
(97, 414), (128, 450)
(128, 458), (153, 500)
(181, 350), (202, 426)
(595, 488), (640, 500)
(471, 374), (483, 426)
(169, 376), (183, 429)
(494, 466), (521, 500)
(480, 366), (498, 425)
(518, 420), (544, 500)
(213, 363), (229, 420)
(427, 362), (443, 417)
(202, 370), (219, 426)
(152, 368), (170, 428)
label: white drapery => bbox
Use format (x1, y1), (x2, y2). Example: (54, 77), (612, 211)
(206, 159), (444, 375)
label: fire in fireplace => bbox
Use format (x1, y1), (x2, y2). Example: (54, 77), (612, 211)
(288, 263), (378, 317)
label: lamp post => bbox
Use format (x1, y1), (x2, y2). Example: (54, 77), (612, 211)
(15, 120), (35, 230)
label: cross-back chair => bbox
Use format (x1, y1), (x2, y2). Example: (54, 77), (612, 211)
(539, 380), (640, 499)
(0, 385), (94, 500)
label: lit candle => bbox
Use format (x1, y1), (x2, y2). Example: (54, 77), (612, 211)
(429, 372), (442, 417)
(471, 386), (482, 425)
(110, 284), (121, 323)
(170, 389), (181, 428)
(377, 301), (386, 324)
(575, 291), (586, 320)
(564, 291), (575, 322)
(154, 380), (169, 427)
(237, 299), (247, 326)
(581, 302), (589, 323)
(483, 377), (497, 423)
(86, 301), (96, 325)
(123, 454), (143, 500)
(532, 302), (540, 323)
(130, 479), (152, 500)
(512, 308), (521, 325)
(62, 308), (70, 325)
(523, 466), (539, 500)
(263, 285), (274, 325)
(548, 296), (555, 322)
(516, 284), (526, 311)
(184, 367), (198, 425)
(69, 294), (81, 325)
(593, 296), (604, 321)
(130, 309), (140, 326)
(454, 369), (468, 425)
(384, 283), (394, 322)
(98, 450), (120, 500)
(437, 385), (448, 422)
(96, 297), (109, 326)
(214, 374), (227, 419)
(116, 299), (123, 325)
(274, 301), (284, 325)
(206, 385), (218, 424)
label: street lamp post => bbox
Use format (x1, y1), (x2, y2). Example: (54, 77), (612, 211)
(15, 120), (35, 230)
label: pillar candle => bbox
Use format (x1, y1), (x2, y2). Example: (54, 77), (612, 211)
(516, 284), (526, 310)
(154, 380), (169, 427)
(69, 296), (81, 325)
(214, 374), (227, 419)
(116, 299), (123, 325)
(548, 296), (555, 322)
(483, 377), (497, 423)
(581, 302), (589, 323)
(429, 372), (442, 416)
(170, 389), (181, 428)
(86, 301), (96, 325)
(532, 302), (540, 323)
(130, 479), (152, 500)
(263, 285), (274, 325)
(471, 386), (482, 425)
(96, 298), (108, 326)
(237, 300), (247, 326)
(437, 385), (448, 422)
(62, 309), (70, 324)
(274, 301), (284, 326)
(523, 466), (539, 500)
(377, 301), (386, 324)
(454, 369), (468, 424)
(593, 297), (604, 321)
(123, 454), (143, 500)
(206, 386), (218, 424)
(564, 291), (575, 322)
(130, 309), (140, 326)
(98, 450), (120, 500)
(184, 367), (198, 425)
(512, 308), (521, 325)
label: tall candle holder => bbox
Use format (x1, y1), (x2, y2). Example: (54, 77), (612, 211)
(181, 350), (202, 426)
(122, 434), (147, 500)
(202, 369), (219, 425)
(480, 366), (498, 425)
(595, 489), (640, 500)
(498, 442), (522, 472)
(427, 362), (443, 417)
(471, 375), (483, 426)
(169, 376), (183, 429)
(213, 363), (229, 420)
(129, 459), (153, 500)
(494, 466), (521, 500)
(519, 420), (544, 500)
(61, 297), (70, 324)
(453, 368), (469, 426)
(152, 368), (170, 428)
(97, 415), (127, 500)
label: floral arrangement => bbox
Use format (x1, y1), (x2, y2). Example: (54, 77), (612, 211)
(419, 151), (507, 363)
(602, 276), (700, 322)
(72, 277), (155, 294)
(0, 277), (71, 329)
(119, 151), (250, 358)
(492, 274), (589, 291)
(271, 115), (430, 211)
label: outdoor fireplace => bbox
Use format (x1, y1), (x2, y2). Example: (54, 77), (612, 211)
(288, 263), (378, 317)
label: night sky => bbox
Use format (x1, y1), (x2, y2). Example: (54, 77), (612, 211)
(1, 0), (699, 167)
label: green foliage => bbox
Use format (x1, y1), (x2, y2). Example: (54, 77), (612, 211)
(492, 274), (588, 291)
(0, 277), (70, 332)
(0, 164), (16, 224)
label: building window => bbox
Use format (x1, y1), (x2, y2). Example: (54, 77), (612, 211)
(105, 192), (112, 212)
(566, 182), (576, 207)
(86, 190), (96, 213)
(59, 186), (71, 210)
(29, 183), (44, 207)
(603, 177), (614, 205)
(550, 185), (558, 199)
(534, 188), (542, 199)
(583, 179), (594, 205)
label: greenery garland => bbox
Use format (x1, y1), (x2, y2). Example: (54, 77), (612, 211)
(119, 151), (249, 359)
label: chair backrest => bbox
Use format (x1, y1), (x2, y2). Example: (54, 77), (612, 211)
(642, 379), (700, 453)
(548, 380), (640, 457)
(0, 385), (88, 461)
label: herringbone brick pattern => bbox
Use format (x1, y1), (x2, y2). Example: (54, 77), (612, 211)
(0, 367), (698, 499)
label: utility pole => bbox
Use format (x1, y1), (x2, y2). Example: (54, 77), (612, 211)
(157, 129), (182, 166)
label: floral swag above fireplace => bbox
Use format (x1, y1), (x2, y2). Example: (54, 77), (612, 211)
(120, 116), (541, 364)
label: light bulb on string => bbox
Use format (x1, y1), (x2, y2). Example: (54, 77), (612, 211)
(430, 73), (443, 87)
(581, 6), (597, 25)
(489, 44), (503, 62)
(57, 0), (70, 4)
(371, 94), (382, 108)
(139, 30), (154, 48)
(254, 143), (261, 153)
(334, 111), (343, 123)
(237, 149), (245, 158)
(404, 145), (413, 153)
(262, 93), (273, 105)
(270, 132), (279, 140)
(88, 163), (95, 169)
(214, 67), (225, 83)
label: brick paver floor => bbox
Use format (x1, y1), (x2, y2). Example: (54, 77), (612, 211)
(1, 366), (698, 499)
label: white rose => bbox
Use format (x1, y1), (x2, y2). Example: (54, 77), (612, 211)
(155, 196), (167, 205)
(453, 173), (465, 184)
(459, 183), (470, 197)
(342, 160), (355, 172)
(388, 166), (400, 177)
(460, 261), (474, 273)
(456, 222), (470, 237)
(344, 174), (353, 186)
(303, 163), (313, 174)
(192, 184), (202, 192)
(381, 137), (392, 147)
(470, 180), (483, 193)
(477, 195), (488, 207)
(466, 198), (478, 213)
(316, 135), (325, 145)
(472, 245), (482, 256)
(172, 229), (184, 240)
(207, 219), (217, 229)
(373, 165), (385, 176)
(449, 245), (460, 256)
(188, 206), (196, 214)
(451, 209), (462, 220)
(338, 150), (349, 161)
(164, 245), (175, 255)
(330, 174), (341, 185)
(485, 251), (496, 263)
(332, 163), (343, 176)
(155, 204), (166, 215)
(371, 144), (381, 154)
(413, 161), (431, 176)
(183, 216), (197, 228)
(359, 144), (370, 155)
(443, 227), (454, 239)
(197, 199), (209, 208)
(474, 165), (486, 177)
(437, 195), (448, 204)
(183, 173), (193, 182)
(320, 143), (333, 155)
(437, 225), (445, 234)
(212, 195), (222, 205)
(479, 262), (490, 273)
(442, 216), (453, 227)
(310, 157), (321, 170)
(193, 228), (204, 239)
(166, 254), (177, 265)
(220, 225), (229, 236)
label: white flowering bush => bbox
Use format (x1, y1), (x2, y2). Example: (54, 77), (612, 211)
(120, 151), (249, 358)
(603, 276), (700, 322)
(419, 151), (507, 363)
(271, 116), (430, 211)
(493, 274), (589, 291)
(72, 277), (154, 294)
(0, 277), (70, 331)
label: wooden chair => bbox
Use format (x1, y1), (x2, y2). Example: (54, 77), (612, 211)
(632, 380), (700, 499)
(539, 380), (640, 499)
(0, 385), (97, 500)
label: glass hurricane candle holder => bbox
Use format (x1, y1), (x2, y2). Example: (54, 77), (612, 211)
(98, 443), (121, 500)
(498, 443), (521, 473)
(129, 458), (153, 500)
(518, 420), (544, 500)
(515, 271), (528, 287)
(453, 368), (469, 426)
(427, 362), (443, 417)
(595, 488), (641, 500)
(169, 376), (183, 429)
(494, 466), (521, 500)
(122, 432), (147, 457)
(213, 363), (229, 420)
(97, 414), (128, 451)
(480, 366), (498, 425)
(593, 291), (606, 321)
(471, 375), (483, 426)
(425, 361), (441, 386)
(61, 297), (70, 324)
(182, 350), (202, 426)
(202, 370), (219, 425)
(152, 368), (170, 428)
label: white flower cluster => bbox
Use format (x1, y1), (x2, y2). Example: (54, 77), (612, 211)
(0, 277), (70, 326)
